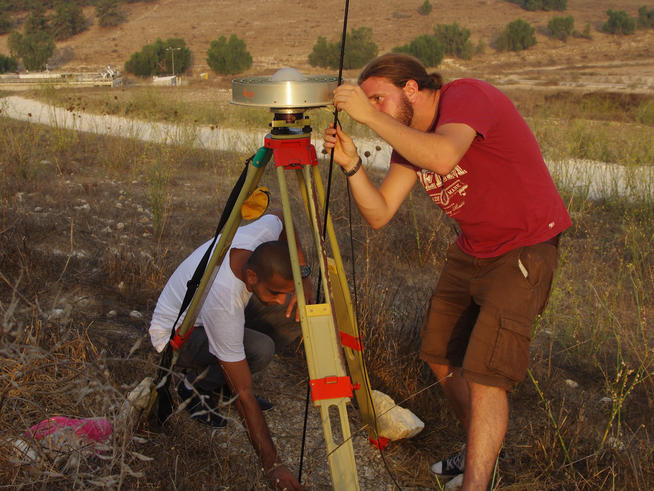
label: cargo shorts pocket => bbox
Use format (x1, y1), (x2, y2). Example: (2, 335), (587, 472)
(487, 316), (531, 383)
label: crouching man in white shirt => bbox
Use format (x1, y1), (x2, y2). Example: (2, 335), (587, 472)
(149, 211), (311, 490)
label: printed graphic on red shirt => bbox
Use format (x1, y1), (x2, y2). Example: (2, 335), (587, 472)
(417, 165), (468, 217)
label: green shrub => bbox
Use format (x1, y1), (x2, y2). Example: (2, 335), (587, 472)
(547, 15), (574, 41)
(125, 38), (192, 77)
(50, 0), (88, 41)
(206, 35), (252, 75)
(308, 27), (378, 70)
(495, 18), (537, 51)
(0, 10), (14, 34)
(0, 53), (18, 73)
(8, 31), (55, 70)
(637, 6), (654, 28)
(510, 0), (567, 11)
(433, 23), (474, 59)
(96, 0), (127, 28)
(603, 9), (636, 34)
(393, 34), (444, 67)
(418, 0), (432, 16)
(23, 5), (49, 35)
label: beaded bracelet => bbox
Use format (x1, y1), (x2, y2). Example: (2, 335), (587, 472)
(341, 156), (362, 177)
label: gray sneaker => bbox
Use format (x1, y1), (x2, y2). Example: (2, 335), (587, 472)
(431, 445), (466, 476)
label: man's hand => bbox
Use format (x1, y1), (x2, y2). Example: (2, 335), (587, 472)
(285, 276), (314, 322)
(332, 84), (376, 124)
(267, 463), (303, 490)
(323, 123), (359, 172)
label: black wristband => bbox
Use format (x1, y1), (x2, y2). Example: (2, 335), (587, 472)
(341, 157), (362, 177)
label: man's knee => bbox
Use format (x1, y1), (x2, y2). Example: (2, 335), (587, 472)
(244, 329), (275, 373)
(429, 361), (455, 381)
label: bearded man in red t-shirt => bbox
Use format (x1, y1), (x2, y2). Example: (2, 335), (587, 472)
(324, 53), (570, 490)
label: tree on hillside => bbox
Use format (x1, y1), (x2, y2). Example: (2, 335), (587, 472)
(0, 10), (13, 34)
(547, 15), (574, 41)
(392, 34), (444, 67)
(418, 0), (432, 16)
(308, 27), (378, 70)
(603, 9), (636, 35)
(206, 35), (252, 75)
(125, 38), (191, 77)
(8, 30), (55, 70)
(0, 53), (18, 73)
(23, 4), (49, 35)
(96, 0), (127, 27)
(509, 0), (567, 11)
(50, 0), (88, 41)
(433, 23), (474, 59)
(495, 18), (537, 51)
(637, 6), (654, 29)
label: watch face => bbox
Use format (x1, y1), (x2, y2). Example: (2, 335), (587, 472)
(300, 265), (311, 278)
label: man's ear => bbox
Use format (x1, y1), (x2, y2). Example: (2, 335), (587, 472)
(403, 79), (419, 103)
(245, 268), (258, 288)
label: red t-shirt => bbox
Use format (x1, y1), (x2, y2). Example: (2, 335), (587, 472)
(392, 78), (571, 257)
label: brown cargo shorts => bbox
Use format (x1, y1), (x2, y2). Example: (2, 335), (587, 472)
(420, 238), (560, 391)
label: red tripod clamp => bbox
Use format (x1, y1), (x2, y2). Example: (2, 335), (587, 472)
(264, 135), (318, 169)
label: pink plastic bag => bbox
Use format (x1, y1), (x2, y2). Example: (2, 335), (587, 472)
(27, 416), (113, 444)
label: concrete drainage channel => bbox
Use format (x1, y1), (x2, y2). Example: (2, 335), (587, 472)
(2, 95), (652, 202)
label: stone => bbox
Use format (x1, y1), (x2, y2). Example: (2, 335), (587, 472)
(371, 389), (424, 441)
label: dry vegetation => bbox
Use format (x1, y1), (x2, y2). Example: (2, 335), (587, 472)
(1, 92), (652, 488)
(1, 0), (654, 489)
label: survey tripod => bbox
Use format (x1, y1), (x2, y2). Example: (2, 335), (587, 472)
(167, 70), (381, 490)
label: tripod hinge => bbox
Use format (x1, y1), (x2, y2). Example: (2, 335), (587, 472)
(310, 376), (360, 402)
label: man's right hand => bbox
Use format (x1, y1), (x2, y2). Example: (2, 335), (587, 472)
(323, 123), (359, 172)
(267, 464), (303, 490)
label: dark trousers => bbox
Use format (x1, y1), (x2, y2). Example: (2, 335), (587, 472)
(175, 294), (301, 392)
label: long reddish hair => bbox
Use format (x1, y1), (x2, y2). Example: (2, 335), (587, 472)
(358, 53), (443, 91)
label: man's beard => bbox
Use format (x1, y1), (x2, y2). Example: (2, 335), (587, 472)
(394, 92), (414, 126)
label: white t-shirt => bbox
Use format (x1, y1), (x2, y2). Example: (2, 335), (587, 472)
(149, 214), (284, 362)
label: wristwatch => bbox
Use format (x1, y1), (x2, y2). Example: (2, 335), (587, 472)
(300, 264), (311, 278)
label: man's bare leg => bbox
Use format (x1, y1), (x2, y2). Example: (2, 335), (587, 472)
(429, 363), (470, 431)
(462, 381), (508, 490)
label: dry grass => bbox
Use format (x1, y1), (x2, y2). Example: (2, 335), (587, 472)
(1, 93), (653, 490)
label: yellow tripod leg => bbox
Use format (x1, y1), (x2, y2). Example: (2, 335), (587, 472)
(277, 165), (360, 490)
(310, 165), (381, 441)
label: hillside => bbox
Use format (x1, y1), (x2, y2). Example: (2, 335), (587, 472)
(1, 0), (653, 92)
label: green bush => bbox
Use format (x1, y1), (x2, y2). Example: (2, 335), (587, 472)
(418, 0), (432, 16)
(510, 0), (567, 11)
(0, 53), (18, 73)
(96, 0), (127, 28)
(50, 0), (88, 41)
(392, 34), (444, 67)
(8, 31), (55, 70)
(433, 23), (474, 59)
(0, 10), (14, 34)
(573, 22), (593, 39)
(206, 35), (252, 75)
(547, 15), (574, 41)
(603, 9), (636, 34)
(637, 6), (654, 28)
(23, 5), (49, 35)
(495, 18), (537, 51)
(125, 38), (192, 77)
(308, 27), (378, 70)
